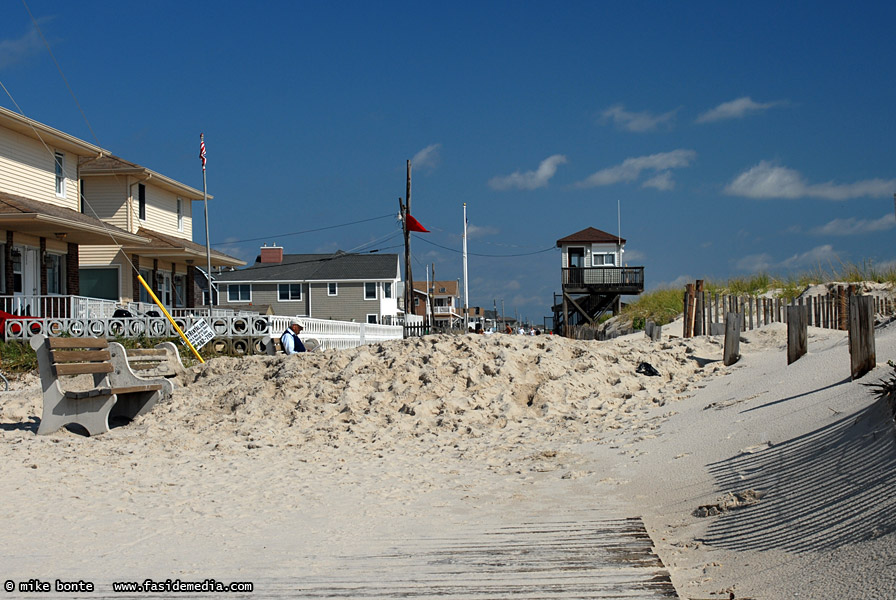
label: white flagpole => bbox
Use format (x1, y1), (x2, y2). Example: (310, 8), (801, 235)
(462, 202), (469, 331)
(201, 133), (213, 306)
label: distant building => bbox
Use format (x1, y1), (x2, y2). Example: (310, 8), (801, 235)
(215, 246), (401, 323)
(553, 226), (644, 336)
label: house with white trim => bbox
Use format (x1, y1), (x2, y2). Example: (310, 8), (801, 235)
(78, 154), (244, 308)
(410, 279), (462, 327)
(215, 246), (402, 323)
(0, 106), (243, 316)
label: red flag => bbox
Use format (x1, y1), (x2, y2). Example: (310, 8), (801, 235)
(199, 134), (207, 170)
(405, 213), (429, 233)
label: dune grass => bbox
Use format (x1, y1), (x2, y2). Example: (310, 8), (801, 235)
(622, 260), (896, 329)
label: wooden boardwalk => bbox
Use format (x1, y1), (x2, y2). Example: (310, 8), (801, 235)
(39, 517), (679, 599)
(254, 517), (675, 599)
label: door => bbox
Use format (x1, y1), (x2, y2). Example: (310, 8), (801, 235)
(11, 246), (39, 315)
(568, 247), (585, 286)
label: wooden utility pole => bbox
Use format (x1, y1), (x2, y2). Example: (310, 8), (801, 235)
(401, 160), (413, 322)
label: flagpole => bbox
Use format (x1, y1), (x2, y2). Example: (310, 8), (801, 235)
(200, 133), (213, 307)
(462, 202), (469, 332)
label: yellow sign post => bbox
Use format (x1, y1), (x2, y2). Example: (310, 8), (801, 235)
(136, 275), (204, 364)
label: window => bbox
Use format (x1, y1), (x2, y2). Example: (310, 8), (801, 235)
(367, 314), (378, 324)
(80, 180), (86, 214)
(138, 184), (146, 221)
(383, 282), (393, 299)
(46, 253), (66, 294)
(227, 284), (250, 302)
(138, 268), (153, 303)
(278, 283), (302, 301)
(593, 253), (615, 266)
(328, 282), (338, 296)
(0, 245), (4, 293)
(174, 275), (186, 308)
(54, 152), (65, 197)
(79, 267), (119, 300)
(439, 287), (446, 293)
(414, 297), (420, 306)
(364, 282), (377, 300)
(176, 198), (184, 232)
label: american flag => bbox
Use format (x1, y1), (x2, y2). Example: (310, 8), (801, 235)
(199, 134), (206, 170)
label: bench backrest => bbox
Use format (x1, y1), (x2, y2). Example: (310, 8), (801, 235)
(46, 337), (114, 377)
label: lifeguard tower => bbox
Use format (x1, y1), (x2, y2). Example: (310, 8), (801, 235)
(552, 227), (644, 337)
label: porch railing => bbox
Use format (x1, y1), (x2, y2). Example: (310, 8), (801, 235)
(561, 266), (645, 290)
(0, 294), (120, 319)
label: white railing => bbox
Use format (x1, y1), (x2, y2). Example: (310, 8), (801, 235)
(4, 312), (404, 353)
(0, 294), (119, 319)
(433, 306), (459, 315)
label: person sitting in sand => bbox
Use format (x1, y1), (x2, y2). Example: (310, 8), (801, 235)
(281, 318), (307, 354)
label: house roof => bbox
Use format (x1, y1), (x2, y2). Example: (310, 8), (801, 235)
(79, 154), (210, 200)
(0, 190), (149, 245)
(215, 252), (400, 283)
(556, 227), (625, 247)
(0, 106), (107, 157)
(412, 280), (459, 295)
(120, 227), (245, 267)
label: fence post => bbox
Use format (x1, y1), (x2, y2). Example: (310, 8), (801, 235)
(723, 312), (742, 366)
(694, 280), (704, 336)
(787, 305), (808, 365)
(848, 295), (876, 380)
(838, 286), (848, 330)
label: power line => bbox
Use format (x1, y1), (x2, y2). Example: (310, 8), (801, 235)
(414, 235), (558, 258)
(212, 213), (395, 247)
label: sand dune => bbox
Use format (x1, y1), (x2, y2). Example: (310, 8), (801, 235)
(1, 321), (894, 598)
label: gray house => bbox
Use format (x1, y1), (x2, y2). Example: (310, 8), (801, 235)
(214, 246), (401, 324)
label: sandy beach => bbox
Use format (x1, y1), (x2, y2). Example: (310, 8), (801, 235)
(1, 320), (895, 598)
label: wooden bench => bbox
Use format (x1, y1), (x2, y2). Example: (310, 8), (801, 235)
(30, 334), (174, 436)
(125, 342), (186, 378)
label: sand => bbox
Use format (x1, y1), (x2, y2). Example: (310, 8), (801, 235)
(1, 321), (895, 598)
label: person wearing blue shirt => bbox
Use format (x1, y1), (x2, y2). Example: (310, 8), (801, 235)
(281, 319), (307, 354)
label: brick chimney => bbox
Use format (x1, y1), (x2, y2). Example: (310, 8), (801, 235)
(260, 244), (283, 264)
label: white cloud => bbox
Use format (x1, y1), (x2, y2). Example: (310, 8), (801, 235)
(489, 154), (567, 191)
(576, 149), (696, 189)
(725, 161), (896, 200)
(810, 213), (896, 236)
(642, 171), (675, 191)
(696, 97), (783, 123)
(601, 104), (677, 132)
(466, 223), (499, 238)
(734, 253), (774, 272)
(0, 27), (44, 69)
(412, 143), (441, 170)
(781, 244), (838, 269)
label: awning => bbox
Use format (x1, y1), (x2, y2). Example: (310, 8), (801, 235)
(0, 191), (148, 246)
(120, 227), (245, 268)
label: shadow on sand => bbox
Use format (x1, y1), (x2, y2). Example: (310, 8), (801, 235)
(698, 398), (896, 553)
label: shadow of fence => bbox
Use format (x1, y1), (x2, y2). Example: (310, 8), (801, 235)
(697, 399), (896, 553)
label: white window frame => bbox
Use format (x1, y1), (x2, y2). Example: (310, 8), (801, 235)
(364, 282), (377, 300)
(328, 282), (338, 296)
(45, 252), (66, 295)
(278, 283), (302, 301)
(366, 314), (378, 324)
(592, 252), (616, 267)
(227, 283), (251, 302)
(383, 281), (393, 299)
(176, 197), (184, 232)
(54, 151), (65, 198)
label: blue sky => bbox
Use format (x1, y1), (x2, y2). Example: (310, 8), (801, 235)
(3, 1), (895, 324)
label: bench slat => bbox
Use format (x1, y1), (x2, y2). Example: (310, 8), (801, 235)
(54, 362), (114, 376)
(127, 349), (167, 358)
(64, 384), (163, 399)
(48, 337), (109, 349)
(51, 349), (111, 363)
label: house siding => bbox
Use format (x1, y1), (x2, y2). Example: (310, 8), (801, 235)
(81, 176), (128, 227)
(136, 182), (193, 238)
(0, 127), (80, 210)
(309, 281), (380, 322)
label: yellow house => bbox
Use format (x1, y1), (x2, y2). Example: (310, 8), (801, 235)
(79, 154), (243, 308)
(0, 105), (242, 316)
